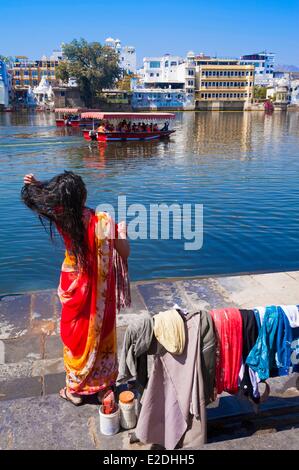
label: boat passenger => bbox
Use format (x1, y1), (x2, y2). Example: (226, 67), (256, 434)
(22, 172), (130, 406)
(161, 122), (169, 131)
(97, 123), (106, 133)
(153, 124), (158, 132)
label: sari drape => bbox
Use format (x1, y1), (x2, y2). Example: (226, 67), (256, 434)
(57, 210), (118, 395)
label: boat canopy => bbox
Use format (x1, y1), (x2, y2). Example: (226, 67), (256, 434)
(80, 112), (176, 120)
(55, 107), (87, 114)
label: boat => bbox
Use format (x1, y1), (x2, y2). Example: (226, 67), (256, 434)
(54, 108), (98, 128)
(80, 112), (176, 142)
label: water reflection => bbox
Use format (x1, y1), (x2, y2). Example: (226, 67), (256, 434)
(0, 111), (299, 294)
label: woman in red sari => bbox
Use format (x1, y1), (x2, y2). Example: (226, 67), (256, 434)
(22, 171), (130, 405)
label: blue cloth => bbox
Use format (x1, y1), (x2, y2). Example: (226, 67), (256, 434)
(290, 326), (299, 373)
(246, 306), (279, 380)
(274, 307), (292, 376)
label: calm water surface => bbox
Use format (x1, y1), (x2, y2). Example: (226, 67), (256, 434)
(0, 111), (299, 295)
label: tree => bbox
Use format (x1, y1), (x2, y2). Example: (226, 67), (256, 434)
(253, 86), (267, 101)
(56, 39), (121, 107)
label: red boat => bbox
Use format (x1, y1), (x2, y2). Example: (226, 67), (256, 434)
(55, 107), (98, 128)
(81, 112), (176, 142)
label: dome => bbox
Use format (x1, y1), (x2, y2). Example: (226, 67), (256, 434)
(187, 51), (194, 57)
(105, 37), (115, 42)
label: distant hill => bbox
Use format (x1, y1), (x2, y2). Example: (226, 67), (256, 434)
(275, 64), (299, 72)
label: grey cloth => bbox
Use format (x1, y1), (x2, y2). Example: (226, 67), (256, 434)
(117, 314), (154, 388)
(135, 313), (207, 450)
(199, 310), (216, 405)
(180, 308), (216, 404)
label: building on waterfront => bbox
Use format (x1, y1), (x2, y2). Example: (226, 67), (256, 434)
(0, 59), (11, 108)
(192, 55), (255, 110)
(9, 50), (62, 90)
(136, 53), (196, 110)
(240, 51), (275, 86)
(105, 37), (136, 74)
(131, 87), (194, 110)
(32, 76), (54, 109)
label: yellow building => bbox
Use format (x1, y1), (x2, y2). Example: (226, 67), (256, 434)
(11, 56), (61, 89)
(194, 58), (255, 110)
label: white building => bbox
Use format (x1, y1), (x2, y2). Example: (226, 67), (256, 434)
(240, 51), (275, 86)
(290, 79), (299, 105)
(105, 37), (136, 74)
(32, 76), (54, 108)
(138, 53), (196, 107)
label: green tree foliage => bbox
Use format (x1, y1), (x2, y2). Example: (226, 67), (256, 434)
(253, 86), (267, 101)
(56, 39), (121, 107)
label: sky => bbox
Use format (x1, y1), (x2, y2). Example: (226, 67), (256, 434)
(0, 0), (298, 66)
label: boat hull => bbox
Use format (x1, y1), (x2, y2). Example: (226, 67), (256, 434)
(56, 119), (95, 128)
(82, 130), (175, 142)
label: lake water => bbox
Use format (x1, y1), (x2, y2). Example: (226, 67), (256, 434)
(1, 111), (299, 295)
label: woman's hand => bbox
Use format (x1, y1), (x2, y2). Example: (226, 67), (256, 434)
(115, 221), (130, 260)
(23, 174), (40, 185)
(117, 221), (127, 239)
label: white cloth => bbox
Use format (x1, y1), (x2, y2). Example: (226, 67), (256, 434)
(256, 306), (266, 325)
(281, 305), (299, 328)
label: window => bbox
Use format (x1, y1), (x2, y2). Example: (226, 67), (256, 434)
(170, 61), (177, 66)
(149, 61), (160, 68)
(188, 69), (194, 76)
(212, 93), (215, 98)
(60, 91), (65, 96)
(215, 93), (218, 98)
(220, 71), (223, 76)
(24, 70), (29, 75)
(150, 73), (154, 77)
(15, 79), (20, 84)
(165, 61), (169, 67)
(156, 73), (159, 77)
(188, 80), (193, 86)
(202, 71), (205, 76)
(208, 93), (211, 98)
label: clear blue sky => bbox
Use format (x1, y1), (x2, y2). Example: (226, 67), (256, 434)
(1, 0), (298, 66)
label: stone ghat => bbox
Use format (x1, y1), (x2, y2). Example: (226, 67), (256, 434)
(0, 270), (299, 449)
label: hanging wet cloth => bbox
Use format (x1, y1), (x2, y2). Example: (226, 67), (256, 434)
(209, 308), (243, 395)
(246, 306), (279, 381)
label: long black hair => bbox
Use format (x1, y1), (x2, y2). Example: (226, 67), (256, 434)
(21, 171), (89, 271)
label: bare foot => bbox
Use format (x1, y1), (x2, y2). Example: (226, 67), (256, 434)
(59, 387), (83, 406)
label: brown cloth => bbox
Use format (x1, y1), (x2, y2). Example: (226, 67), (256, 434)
(135, 312), (207, 450)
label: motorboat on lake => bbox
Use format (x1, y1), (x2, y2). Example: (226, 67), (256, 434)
(81, 112), (176, 142)
(55, 108), (99, 128)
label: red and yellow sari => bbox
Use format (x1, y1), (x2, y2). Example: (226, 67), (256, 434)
(57, 209), (126, 395)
